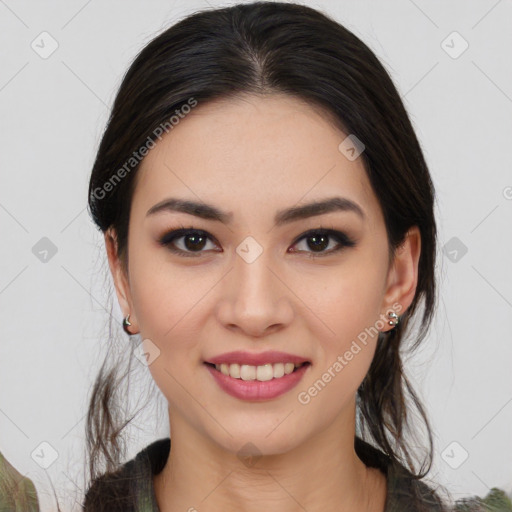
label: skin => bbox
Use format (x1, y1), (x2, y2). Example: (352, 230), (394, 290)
(105, 93), (421, 512)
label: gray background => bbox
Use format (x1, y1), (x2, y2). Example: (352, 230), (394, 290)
(1, 0), (511, 510)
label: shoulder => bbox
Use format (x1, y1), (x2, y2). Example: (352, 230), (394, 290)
(0, 451), (40, 512)
(355, 437), (445, 511)
(452, 488), (512, 511)
(354, 437), (512, 512)
(83, 438), (170, 512)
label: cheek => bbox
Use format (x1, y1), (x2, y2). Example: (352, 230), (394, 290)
(295, 274), (383, 417)
(295, 256), (386, 396)
(128, 255), (209, 402)
(128, 241), (208, 342)
(302, 260), (386, 343)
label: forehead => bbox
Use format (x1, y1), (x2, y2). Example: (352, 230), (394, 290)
(132, 93), (381, 227)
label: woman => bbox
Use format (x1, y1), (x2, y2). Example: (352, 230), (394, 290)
(3, 2), (510, 512)
(82, 2), (511, 511)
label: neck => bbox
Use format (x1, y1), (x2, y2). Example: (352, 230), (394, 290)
(154, 404), (387, 512)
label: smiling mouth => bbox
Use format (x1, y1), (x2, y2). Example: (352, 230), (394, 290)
(204, 361), (310, 381)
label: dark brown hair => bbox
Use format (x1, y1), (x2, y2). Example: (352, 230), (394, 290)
(86, 1), (441, 508)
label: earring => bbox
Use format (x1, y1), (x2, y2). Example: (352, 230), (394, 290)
(122, 314), (133, 335)
(387, 311), (399, 327)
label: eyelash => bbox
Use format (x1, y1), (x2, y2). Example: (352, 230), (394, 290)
(158, 225), (356, 258)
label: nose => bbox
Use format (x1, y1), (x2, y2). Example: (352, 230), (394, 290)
(215, 247), (294, 338)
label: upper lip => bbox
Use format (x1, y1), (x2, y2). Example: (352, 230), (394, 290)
(205, 351), (310, 366)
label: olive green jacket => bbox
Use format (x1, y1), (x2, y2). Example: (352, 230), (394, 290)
(1, 440), (511, 511)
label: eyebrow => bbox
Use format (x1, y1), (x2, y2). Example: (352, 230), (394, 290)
(146, 196), (365, 225)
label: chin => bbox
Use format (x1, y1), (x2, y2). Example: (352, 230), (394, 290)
(207, 422), (306, 459)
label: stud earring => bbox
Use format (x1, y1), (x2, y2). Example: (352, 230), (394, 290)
(122, 314), (133, 335)
(387, 311), (399, 327)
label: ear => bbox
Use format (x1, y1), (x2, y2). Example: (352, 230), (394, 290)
(104, 227), (139, 333)
(380, 226), (421, 328)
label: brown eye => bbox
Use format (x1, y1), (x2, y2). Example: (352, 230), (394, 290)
(182, 232), (208, 251)
(159, 228), (220, 257)
(290, 229), (356, 257)
(304, 233), (330, 252)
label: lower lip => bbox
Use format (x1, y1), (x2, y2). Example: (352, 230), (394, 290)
(205, 363), (310, 401)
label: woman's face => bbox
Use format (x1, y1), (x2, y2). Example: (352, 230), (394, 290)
(107, 93), (418, 455)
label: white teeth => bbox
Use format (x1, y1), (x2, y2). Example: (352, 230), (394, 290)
(273, 363), (285, 378)
(284, 362), (295, 374)
(213, 362), (306, 381)
(229, 363), (240, 378)
(240, 364), (256, 380)
(256, 364), (273, 381)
